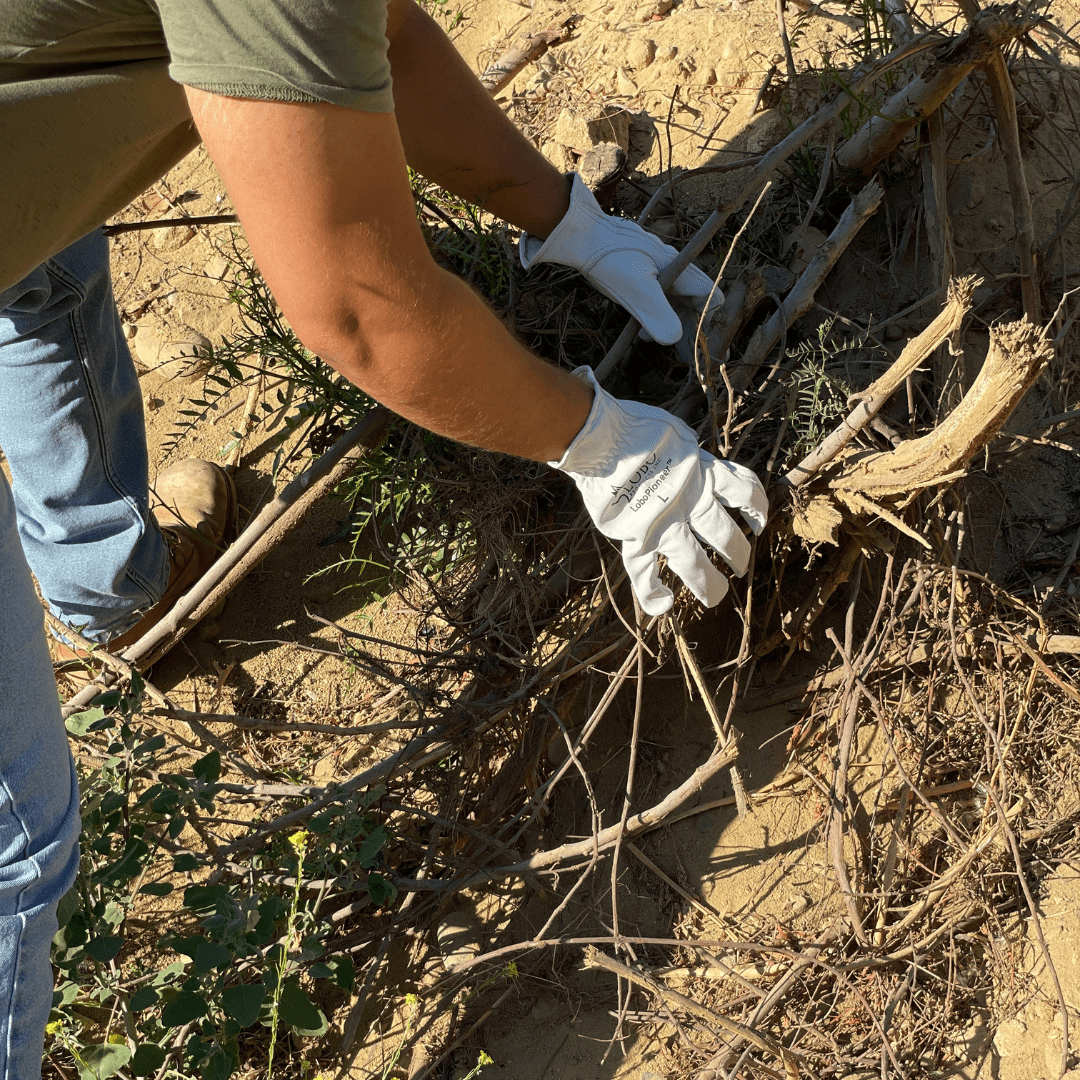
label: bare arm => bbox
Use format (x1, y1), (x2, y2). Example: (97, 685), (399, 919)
(184, 90), (592, 462)
(385, 0), (570, 238)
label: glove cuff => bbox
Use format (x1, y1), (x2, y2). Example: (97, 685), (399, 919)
(546, 366), (613, 473)
(519, 173), (606, 272)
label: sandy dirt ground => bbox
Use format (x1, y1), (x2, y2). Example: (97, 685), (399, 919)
(89, 0), (1080, 1075)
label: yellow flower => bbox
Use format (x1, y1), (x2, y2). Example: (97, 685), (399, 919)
(108, 1034), (126, 1045)
(404, 993), (419, 1006)
(478, 1051), (494, 1066)
(505, 961), (518, 979)
(288, 830), (310, 854)
(45, 1021), (62, 1036)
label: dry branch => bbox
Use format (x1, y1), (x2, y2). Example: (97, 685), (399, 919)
(835, 2), (1039, 177)
(957, 0), (1040, 321)
(478, 18), (577, 94)
(594, 29), (941, 382)
(831, 318), (1052, 499)
(728, 180), (885, 394)
(785, 275), (978, 488)
(583, 947), (801, 1079)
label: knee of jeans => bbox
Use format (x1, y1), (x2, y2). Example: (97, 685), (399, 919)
(0, 759), (80, 918)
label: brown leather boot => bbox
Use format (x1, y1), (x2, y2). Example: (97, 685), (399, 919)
(50, 459), (237, 678)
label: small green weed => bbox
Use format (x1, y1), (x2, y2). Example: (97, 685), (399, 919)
(49, 681), (393, 1079)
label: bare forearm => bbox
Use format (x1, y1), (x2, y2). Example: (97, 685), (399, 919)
(323, 269), (592, 461)
(386, 0), (569, 238)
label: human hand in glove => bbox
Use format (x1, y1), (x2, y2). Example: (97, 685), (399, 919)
(550, 367), (768, 616)
(520, 173), (722, 347)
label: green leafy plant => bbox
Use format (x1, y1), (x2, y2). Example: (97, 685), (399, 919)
(784, 320), (858, 459)
(48, 686), (391, 1080)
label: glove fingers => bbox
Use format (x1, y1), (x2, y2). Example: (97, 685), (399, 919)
(705, 455), (769, 535)
(590, 253), (685, 345)
(689, 499), (752, 577)
(622, 542), (674, 616)
(670, 261), (722, 306)
(659, 522), (730, 608)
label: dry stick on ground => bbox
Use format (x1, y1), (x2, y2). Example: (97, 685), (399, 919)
(962, 0), (1041, 322)
(399, 738), (741, 892)
(783, 275), (978, 488)
(61, 406), (391, 716)
(775, 0), (798, 86)
(828, 318), (1053, 502)
(607, 602), (647, 1059)
(101, 214), (239, 235)
(922, 105), (964, 416)
(593, 29), (942, 382)
(583, 947), (801, 1080)
(835, 3), (1040, 176)
(728, 180), (885, 395)
(478, 18), (577, 93)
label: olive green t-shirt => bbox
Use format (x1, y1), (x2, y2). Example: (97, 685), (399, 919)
(0, 0), (394, 292)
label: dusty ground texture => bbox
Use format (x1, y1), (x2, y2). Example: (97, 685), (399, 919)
(62, 0), (1080, 1076)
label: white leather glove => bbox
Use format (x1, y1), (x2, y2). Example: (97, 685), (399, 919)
(550, 367), (768, 616)
(520, 173), (723, 347)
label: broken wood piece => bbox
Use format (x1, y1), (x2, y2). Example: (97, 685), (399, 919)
(728, 180), (885, 394)
(594, 28), (942, 383)
(784, 274), (979, 488)
(830, 317), (1052, 500)
(577, 142), (626, 211)
(478, 18), (577, 94)
(835, 3), (1039, 177)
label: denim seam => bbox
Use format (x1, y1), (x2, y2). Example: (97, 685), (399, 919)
(0, 768), (36, 1080)
(44, 258), (162, 607)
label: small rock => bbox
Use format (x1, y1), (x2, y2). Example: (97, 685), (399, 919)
(987, 217), (1001, 232)
(790, 893), (812, 916)
(152, 225), (195, 252)
(134, 325), (212, 383)
(636, 0), (671, 18)
(124, 323), (138, 339)
(884, 323), (905, 342)
(626, 37), (657, 69)
(302, 580), (335, 606)
(143, 394), (163, 413)
(540, 140), (576, 172)
(203, 254), (230, 280)
(785, 226), (828, 276)
(436, 912), (481, 970)
(649, 215), (681, 242)
(693, 64), (717, 87)
(655, 44), (678, 63)
(993, 1017), (1027, 1057)
(616, 67), (639, 96)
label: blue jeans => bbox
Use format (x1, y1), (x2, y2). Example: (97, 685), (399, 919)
(0, 229), (162, 1077)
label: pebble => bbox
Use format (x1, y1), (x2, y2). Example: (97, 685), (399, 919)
(636, 0), (671, 18)
(884, 323), (905, 342)
(143, 394), (163, 413)
(301, 580), (335, 606)
(436, 912), (481, 970)
(626, 36), (657, 69)
(124, 323), (138, 339)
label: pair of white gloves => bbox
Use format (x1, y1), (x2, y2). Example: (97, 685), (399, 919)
(519, 173), (768, 617)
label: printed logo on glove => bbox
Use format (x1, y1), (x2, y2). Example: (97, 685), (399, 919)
(550, 367), (769, 617)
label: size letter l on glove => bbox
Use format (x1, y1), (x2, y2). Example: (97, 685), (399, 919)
(549, 367), (768, 616)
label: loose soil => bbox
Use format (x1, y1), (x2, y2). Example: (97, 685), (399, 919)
(87, 0), (1080, 1076)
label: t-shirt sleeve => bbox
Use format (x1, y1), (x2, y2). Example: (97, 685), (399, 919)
(157, 0), (393, 113)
